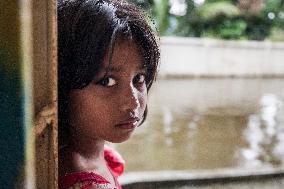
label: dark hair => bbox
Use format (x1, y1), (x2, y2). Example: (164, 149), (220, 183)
(58, 0), (160, 145)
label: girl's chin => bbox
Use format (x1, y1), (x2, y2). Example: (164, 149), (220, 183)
(106, 133), (134, 143)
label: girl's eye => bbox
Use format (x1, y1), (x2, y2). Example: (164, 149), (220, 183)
(98, 77), (117, 87)
(134, 74), (146, 85)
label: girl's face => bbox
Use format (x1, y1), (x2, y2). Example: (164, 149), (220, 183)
(68, 39), (147, 143)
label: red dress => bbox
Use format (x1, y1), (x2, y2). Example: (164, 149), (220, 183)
(60, 146), (124, 189)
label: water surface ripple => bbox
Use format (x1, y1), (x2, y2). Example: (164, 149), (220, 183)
(116, 78), (284, 172)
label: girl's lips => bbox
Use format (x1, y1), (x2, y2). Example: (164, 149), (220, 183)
(115, 120), (138, 130)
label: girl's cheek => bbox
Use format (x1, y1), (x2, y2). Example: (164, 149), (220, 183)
(135, 83), (147, 96)
(95, 87), (117, 98)
(140, 90), (148, 109)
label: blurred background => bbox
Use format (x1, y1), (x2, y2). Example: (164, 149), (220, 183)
(129, 0), (284, 41)
(1, 0), (284, 188)
(116, 1), (284, 188)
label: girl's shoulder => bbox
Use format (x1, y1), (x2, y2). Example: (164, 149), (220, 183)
(104, 145), (125, 177)
(60, 146), (124, 189)
(60, 171), (113, 189)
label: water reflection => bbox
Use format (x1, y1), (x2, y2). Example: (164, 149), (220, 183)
(241, 94), (284, 168)
(115, 78), (284, 172)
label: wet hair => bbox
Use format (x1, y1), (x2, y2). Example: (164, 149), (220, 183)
(58, 0), (160, 145)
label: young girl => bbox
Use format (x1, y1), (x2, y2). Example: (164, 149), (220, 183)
(58, 0), (160, 188)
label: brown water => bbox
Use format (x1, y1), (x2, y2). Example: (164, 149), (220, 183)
(115, 78), (284, 172)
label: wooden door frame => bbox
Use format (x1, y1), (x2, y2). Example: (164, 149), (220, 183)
(33, 0), (58, 188)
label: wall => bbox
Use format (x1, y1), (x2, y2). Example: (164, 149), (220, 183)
(160, 37), (284, 77)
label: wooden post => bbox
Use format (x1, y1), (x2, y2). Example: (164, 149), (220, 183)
(32, 0), (58, 188)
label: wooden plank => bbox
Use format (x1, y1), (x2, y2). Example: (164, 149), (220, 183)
(32, 0), (58, 188)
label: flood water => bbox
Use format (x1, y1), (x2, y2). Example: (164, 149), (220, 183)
(115, 78), (284, 172)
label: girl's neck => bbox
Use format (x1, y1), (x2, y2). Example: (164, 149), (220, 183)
(60, 137), (106, 176)
(70, 136), (105, 158)
(59, 138), (117, 187)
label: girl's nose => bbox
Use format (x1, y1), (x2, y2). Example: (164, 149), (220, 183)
(120, 85), (140, 113)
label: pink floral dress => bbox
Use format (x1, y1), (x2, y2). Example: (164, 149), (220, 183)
(60, 146), (124, 189)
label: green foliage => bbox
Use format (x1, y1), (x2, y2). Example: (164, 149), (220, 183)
(196, 2), (245, 39)
(269, 27), (284, 41)
(129, 0), (170, 35)
(204, 16), (247, 39)
(174, 0), (203, 37)
(205, 0), (235, 3)
(262, 0), (284, 29)
(198, 1), (240, 20)
(129, 0), (284, 41)
(244, 15), (273, 40)
(264, 0), (282, 12)
(152, 0), (170, 35)
(128, 0), (153, 10)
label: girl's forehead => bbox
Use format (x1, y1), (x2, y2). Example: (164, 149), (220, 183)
(102, 39), (145, 71)
(101, 63), (146, 73)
